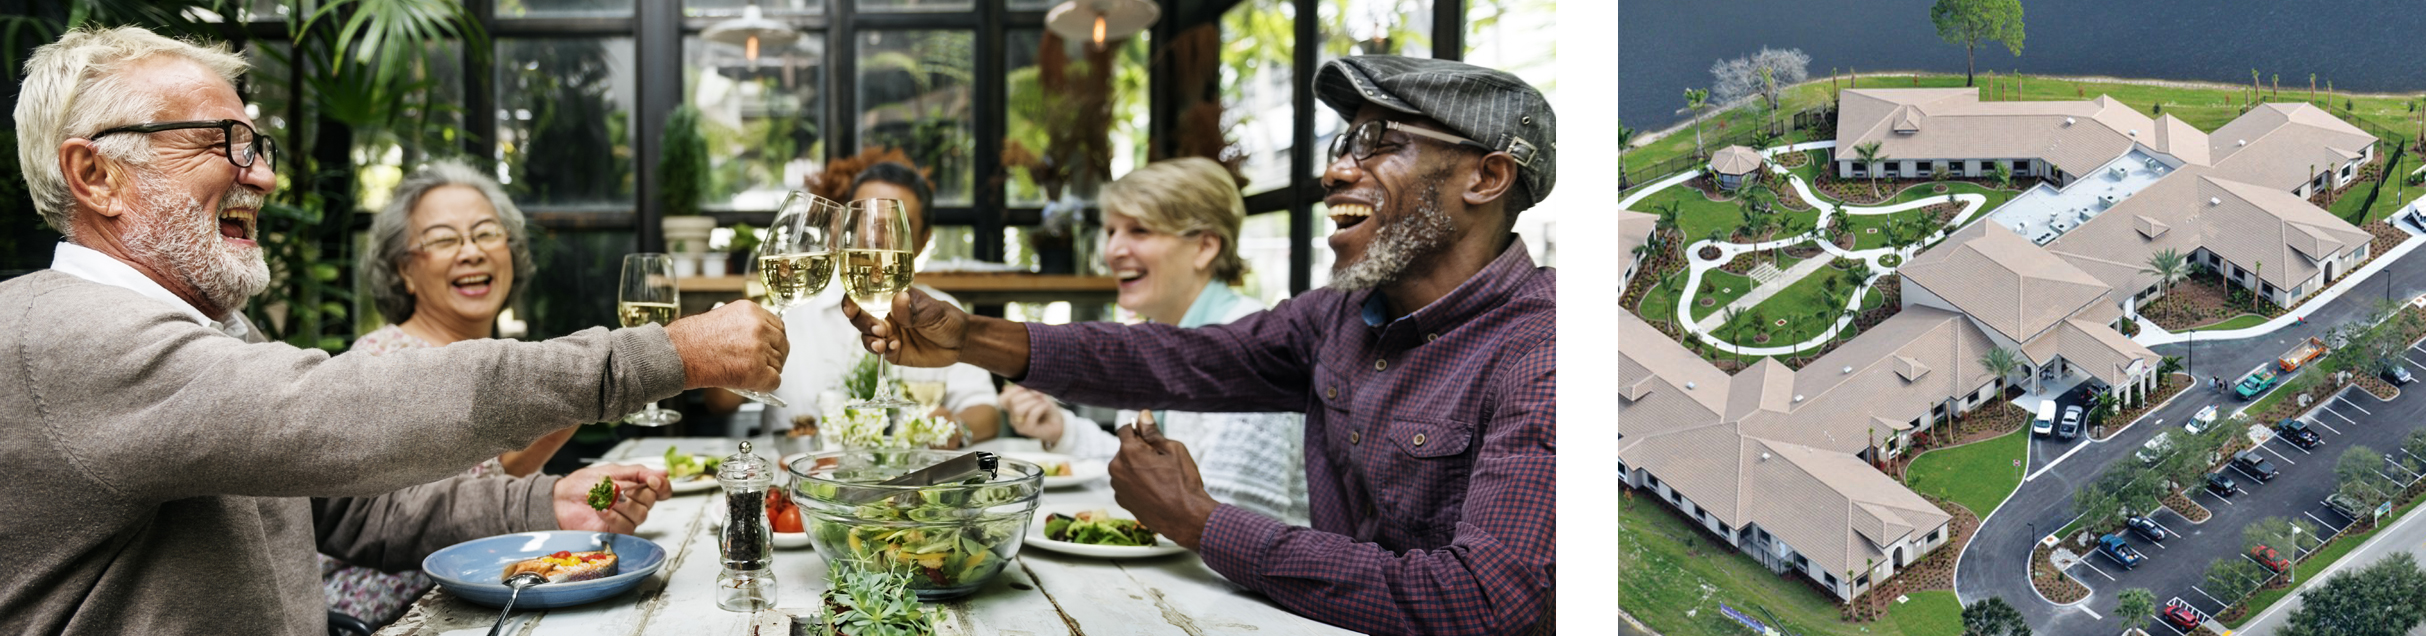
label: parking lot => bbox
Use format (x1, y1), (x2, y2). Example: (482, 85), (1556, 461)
(2059, 380), (2426, 635)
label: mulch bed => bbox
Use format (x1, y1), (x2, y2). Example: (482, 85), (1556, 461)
(2365, 219), (2406, 263)
(2357, 374), (2400, 401)
(1773, 149), (1810, 168)
(2164, 488), (2212, 523)
(1698, 245), (1723, 260)
(2032, 542), (2091, 604)
(2143, 270), (2284, 331)
(2093, 374), (2191, 441)
(1840, 496), (1981, 622)
(1783, 242), (1825, 260)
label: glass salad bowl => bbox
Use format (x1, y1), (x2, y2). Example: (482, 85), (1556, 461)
(786, 449), (1042, 600)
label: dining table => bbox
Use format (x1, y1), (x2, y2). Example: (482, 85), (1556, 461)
(374, 436), (1354, 636)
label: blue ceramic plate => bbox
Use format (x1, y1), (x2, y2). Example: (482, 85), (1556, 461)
(421, 531), (668, 609)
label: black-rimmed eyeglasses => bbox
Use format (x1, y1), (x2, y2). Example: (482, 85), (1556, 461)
(88, 119), (276, 170)
(1327, 119), (1494, 165)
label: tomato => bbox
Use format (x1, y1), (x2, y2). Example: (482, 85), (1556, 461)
(771, 506), (804, 533)
(550, 550), (572, 559)
(584, 553), (611, 562)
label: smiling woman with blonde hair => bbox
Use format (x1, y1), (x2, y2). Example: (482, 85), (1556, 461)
(996, 157), (1308, 524)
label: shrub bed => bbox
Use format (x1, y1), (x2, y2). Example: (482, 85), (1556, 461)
(2164, 488), (2212, 523)
(2031, 542), (2090, 604)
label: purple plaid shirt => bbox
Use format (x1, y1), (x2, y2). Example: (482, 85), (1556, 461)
(1020, 241), (1554, 635)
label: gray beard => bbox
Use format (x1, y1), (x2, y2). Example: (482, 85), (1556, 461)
(1328, 178), (1456, 291)
(122, 174), (271, 315)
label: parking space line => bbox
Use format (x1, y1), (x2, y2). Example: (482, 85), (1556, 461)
(2407, 353), (2426, 369)
(2208, 491), (2238, 505)
(2233, 464), (2269, 481)
(2320, 500), (2355, 520)
(2277, 438), (2314, 455)
(2321, 408), (2359, 425)
(2383, 469), (2405, 483)
(2306, 510), (2340, 529)
(2078, 560), (2117, 581)
(2342, 398), (2373, 415)
(2150, 517), (2181, 537)
(2310, 416), (2346, 435)
(2192, 586), (2226, 607)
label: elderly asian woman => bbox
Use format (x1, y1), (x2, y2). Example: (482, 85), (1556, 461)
(324, 159), (569, 625)
(996, 157), (1309, 524)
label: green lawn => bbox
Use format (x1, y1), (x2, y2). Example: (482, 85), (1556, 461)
(1691, 270), (1764, 322)
(1889, 590), (1965, 636)
(1636, 184), (1805, 245)
(1711, 264), (1877, 346)
(1622, 494), (1922, 636)
(1839, 207), (1934, 251)
(1624, 73), (2426, 189)
(2189, 314), (2271, 331)
(2330, 149), (2426, 225)
(2229, 494), (2426, 627)
(1906, 429), (2030, 517)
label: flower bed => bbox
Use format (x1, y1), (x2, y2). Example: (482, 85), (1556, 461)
(2031, 542), (2090, 604)
(2143, 270), (2286, 331)
(2092, 374), (2190, 441)
(2365, 219), (2406, 263)
(2164, 488), (2212, 523)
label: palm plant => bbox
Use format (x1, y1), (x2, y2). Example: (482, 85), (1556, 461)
(1991, 160), (2014, 191)
(1683, 88), (1712, 158)
(1721, 307), (1746, 367)
(2142, 248), (2189, 300)
(1980, 347), (2022, 393)
(1618, 122), (1638, 188)
(1854, 141), (1887, 198)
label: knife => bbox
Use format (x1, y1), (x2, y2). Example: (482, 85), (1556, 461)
(836, 452), (1000, 504)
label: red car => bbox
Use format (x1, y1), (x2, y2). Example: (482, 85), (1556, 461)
(2161, 602), (2203, 630)
(2251, 545), (2290, 572)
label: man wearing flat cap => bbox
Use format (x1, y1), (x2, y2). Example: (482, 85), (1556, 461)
(847, 55), (1553, 635)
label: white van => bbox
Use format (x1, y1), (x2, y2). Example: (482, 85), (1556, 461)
(2031, 400), (2058, 437)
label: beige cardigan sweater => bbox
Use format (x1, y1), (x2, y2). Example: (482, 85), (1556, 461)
(0, 271), (687, 635)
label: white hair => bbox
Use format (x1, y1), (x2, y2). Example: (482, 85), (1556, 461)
(14, 25), (251, 240)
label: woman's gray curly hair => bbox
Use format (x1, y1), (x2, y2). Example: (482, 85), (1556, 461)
(361, 159), (536, 325)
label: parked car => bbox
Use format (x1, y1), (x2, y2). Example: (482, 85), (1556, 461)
(2276, 419), (2324, 449)
(2328, 493), (2369, 519)
(2234, 450), (2281, 482)
(2057, 405), (2083, 440)
(2097, 533), (2146, 569)
(2126, 515), (2167, 543)
(2386, 365), (2416, 386)
(2031, 400), (2057, 437)
(2188, 405), (2221, 434)
(2138, 431), (2175, 464)
(2250, 545), (2290, 572)
(2206, 471), (2239, 496)
(2161, 601), (2204, 630)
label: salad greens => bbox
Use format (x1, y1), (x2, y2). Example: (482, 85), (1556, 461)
(585, 475), (618, 510)
(665, 446), (722, 481)
(805, 482), (1028, 590)
(1044, 511), (1160, 546)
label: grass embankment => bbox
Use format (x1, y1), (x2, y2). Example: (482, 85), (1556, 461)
(2189, 314), (2270, 332)
(1626, 73), (2426, 187)
(2228, 494), (2426, 627)
(1905, 429), (2030, 517)
(1888, 590), (1964, 636)
(1622, 494), (1924, 636)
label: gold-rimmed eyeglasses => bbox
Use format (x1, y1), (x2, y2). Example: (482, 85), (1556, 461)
(415, 223), (509, 255)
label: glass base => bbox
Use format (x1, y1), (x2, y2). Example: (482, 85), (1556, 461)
(732, 389), (788, 408)
(716, 568), (777, 612)
(624, 407), (682, 427)
(847, 396), (920, 409)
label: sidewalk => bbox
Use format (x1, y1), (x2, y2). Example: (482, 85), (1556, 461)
(2135, 196), (2426, 347)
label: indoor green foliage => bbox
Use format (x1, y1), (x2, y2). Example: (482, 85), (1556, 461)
(2284, 552), (2426, 636)
(821, 562), (937, 636)
(658, 104), (710, 217)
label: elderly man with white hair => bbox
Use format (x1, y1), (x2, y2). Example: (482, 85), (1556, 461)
(0, 26), (790, 635)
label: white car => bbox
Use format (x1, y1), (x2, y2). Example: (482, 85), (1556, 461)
(2137, 431), (2175, 464)
(2031, 400), (2058, 437)
(2188, 405), (2219, 434)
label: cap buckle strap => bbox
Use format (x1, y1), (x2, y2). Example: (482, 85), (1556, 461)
(1506, 136), (1539, 168)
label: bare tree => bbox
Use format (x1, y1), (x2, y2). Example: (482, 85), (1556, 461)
(1710, 47), (1813, 112)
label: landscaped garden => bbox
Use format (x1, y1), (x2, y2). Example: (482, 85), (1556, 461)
(1708, 263), (1882, 350)
(1904, 428), (2028, 518)
(1887, 591), (1964, 636)
(1636, 269), (1759, 326)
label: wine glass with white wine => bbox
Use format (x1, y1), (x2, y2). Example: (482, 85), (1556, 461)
(618, 253), (682, 427)
(842, 198), (918, 409)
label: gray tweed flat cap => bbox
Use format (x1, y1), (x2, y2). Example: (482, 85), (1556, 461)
(1315, 55), (1556, 213)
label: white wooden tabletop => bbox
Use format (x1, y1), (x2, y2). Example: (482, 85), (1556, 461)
(375, 437), (1355, 636)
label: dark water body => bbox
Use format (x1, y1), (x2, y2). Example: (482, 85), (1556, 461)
(1621, 0), (2426, 132)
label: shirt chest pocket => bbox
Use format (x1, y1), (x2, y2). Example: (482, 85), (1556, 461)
(1369, 417), (1476, 542)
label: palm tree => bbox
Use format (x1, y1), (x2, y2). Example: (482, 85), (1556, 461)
(1618, 122), (1639, 188)
(1991, 160), (2014, 191)
(1721, 307), (1746, 367)
(2141, 248), (2189, 299)
(1683, 88), (1712, 158)
(1980, 347), (2022, 393)
(1854, 141), (1887, 198)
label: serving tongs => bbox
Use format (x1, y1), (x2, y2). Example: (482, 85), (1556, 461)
(835, 451), (1000, 505)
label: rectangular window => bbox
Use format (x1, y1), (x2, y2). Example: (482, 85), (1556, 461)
(1224, 0), (1296, 197)
(497, 37), (637, 207)
(1856, 574), (1871, 587)
(857, 30), (976, 204)
(1928, 528), (1942, 543)
(683, 33), (826, 212)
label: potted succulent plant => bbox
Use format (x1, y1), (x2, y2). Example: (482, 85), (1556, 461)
(816, 564), (937, 636)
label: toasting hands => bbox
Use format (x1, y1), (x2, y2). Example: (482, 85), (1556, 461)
(664, 300), (789, 393)
(1108, 411), (1219, 550)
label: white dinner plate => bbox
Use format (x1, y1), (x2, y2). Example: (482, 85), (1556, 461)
(998, 452), (1107, 490)
(617, 456), (720, 495)
(1023, 503), (1187, 558)
(705, 500), (814, 549)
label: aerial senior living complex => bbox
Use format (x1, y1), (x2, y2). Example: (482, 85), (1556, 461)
(1619, 87), (2380, 601)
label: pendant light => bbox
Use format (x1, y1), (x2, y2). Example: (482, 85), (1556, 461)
(1046, 0), (1160, 51)
(704, 1), (801, 67)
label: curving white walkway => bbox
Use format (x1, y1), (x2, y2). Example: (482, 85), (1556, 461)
(1656, 143), (1992, 357)
(2133, 197), (2426, 346)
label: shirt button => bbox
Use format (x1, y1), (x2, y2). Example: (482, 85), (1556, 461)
(1350, 431), (1361, 445)
(1327, 387), (1338, 399)
(1374, 359), (1388, 371)
(1413, 433), (1427, 446)
(1426, 333), (1439, 343)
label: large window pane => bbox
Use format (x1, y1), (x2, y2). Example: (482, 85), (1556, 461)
(1221, 0), (1295, 197)
(498, 38), (638, 207)
(1006, 0), (1057, 9)
(355, 41), (468, 213)
(857, 0), (976, 12)
(1004, 30), (1152, 207)
(498, 0), (635, 18)
(1313, 0), (1431, 176)
(1467, 0), (1556, 265)
(685, 0), (823, 16)
(858, 30), (974, 205)
(686, 33), (827, 211)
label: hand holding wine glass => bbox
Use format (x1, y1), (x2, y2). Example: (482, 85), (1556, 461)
(841, 198), (918, 409)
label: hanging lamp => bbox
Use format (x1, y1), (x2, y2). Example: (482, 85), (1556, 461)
(1045, 0), (1160, 51)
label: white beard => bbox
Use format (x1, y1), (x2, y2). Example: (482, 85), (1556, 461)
(122, 173), (271, 315)
(1328, 179), (1456, 291)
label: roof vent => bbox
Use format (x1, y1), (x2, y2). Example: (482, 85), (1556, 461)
(2210, 197), (2222, 206)
(1794, 394), (1805, 402)
(2065, 117), (2076, 125)
(2237, 139), (2248, 146)
(1760, 452), (1773, 461)
(1685, 381), (1697, 390)
(2128, 129), (2138, 137)
(1843, 366), (1854, 374)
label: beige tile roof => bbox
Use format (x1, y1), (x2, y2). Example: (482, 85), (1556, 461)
(2209, 103), (2378, 190)
(1619, 209), (1659, 286)
(1901, 222), (2116, 343)
(1710, 145), (1765, 176)
(1836, 88), (2158, 177)
(2201, 176), (2372, 288)
(1747, 439), (1951, 577)
(2153, 114), (2212, 166)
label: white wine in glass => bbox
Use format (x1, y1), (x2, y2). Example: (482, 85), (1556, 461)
(618, 253), (683, 427)
(759, 252), (832, 309)
(842, 198), (917, 409)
